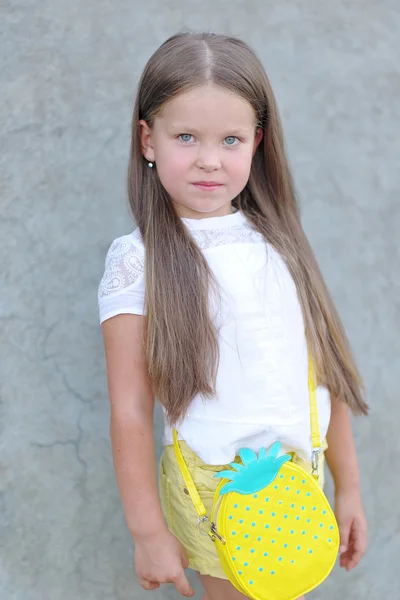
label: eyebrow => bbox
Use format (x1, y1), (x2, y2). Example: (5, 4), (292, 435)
(167, 124), (251, 136)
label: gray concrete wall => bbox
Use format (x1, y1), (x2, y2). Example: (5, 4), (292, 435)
(1, 1), (399, 598)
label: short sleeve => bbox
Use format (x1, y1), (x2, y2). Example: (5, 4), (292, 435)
(98, 229), (146, 323)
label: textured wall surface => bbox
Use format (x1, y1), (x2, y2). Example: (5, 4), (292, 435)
(1, 1), (399, 598)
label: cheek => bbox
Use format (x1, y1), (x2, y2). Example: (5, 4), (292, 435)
(155, 145), (191, 185)
(226, 148), (253, 184)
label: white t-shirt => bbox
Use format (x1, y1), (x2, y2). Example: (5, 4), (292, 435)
(98, 210), (331, 465)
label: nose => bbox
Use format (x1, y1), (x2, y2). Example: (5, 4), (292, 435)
(195, 145), (221, 172)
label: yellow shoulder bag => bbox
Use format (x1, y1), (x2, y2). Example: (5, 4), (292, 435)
(173, 357), (340, 600)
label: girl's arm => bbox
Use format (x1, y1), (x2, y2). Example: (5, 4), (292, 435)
(102, 314), (194, 597)
(325, 398), (360, 493)
(325, 398), (367, 571)
(103, 313), (164, 537)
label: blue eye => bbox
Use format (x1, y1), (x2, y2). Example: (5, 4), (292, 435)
(224, 136), (238, 146)
(179, 134), (193, 143)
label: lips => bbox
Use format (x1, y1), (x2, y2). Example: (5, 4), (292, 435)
(192, 181), (223, 191)
(193, 181), (222, 186)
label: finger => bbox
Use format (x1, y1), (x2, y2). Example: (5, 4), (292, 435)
(173, 571), (195, 597)
(353, 523), (368, 550)
(339, 550), (351, 569)
(346, 549), (363, 571)
(139, 579), (160, 591)
(352, 530), (367, 556)
(346, 534), (367, 570)
(181, 549), (190, 570)
(181, 553), (189, 570)
(339, 521), (351, 554)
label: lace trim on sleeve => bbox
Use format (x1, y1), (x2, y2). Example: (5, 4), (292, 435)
(98, 231), (145, 298)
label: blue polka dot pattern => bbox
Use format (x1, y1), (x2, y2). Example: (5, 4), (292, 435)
(214, 456), (339, 593)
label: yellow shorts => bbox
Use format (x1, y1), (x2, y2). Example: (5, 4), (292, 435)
(159, 440), (327, 579)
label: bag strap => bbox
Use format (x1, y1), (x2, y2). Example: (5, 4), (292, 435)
(308, 355), (322, 477)
(173, 353), (322, 520)
(172, 428), (208, 519)
(308, 355), (321, 450)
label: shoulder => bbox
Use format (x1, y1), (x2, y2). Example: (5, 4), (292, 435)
(99, 229), (144, 298)
(98, 228), (145, 299)
(98, 229), (146, 323)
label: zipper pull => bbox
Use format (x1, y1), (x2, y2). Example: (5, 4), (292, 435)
(209, 522), (226, 545)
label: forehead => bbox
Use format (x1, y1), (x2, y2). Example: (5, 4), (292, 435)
(155, 84), (256, 131)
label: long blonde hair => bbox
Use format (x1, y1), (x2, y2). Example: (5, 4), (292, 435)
(128, 32), (368, 423)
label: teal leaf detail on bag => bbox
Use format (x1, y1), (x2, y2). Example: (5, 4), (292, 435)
(214, 442), (292, 495)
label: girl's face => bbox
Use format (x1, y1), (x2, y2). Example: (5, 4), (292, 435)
(140, 84), (263, 219)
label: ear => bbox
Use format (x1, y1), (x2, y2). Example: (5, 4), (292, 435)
(139, 119), (155, 162)
(252, 127), (264, 156)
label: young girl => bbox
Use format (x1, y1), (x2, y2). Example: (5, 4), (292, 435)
(98, 32), (368, 600)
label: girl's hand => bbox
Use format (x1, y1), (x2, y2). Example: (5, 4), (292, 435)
(134, 528), (195, 597)
(335, 488), (367, 571)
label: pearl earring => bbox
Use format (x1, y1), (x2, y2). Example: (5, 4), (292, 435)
(148, 161), (154, 168)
